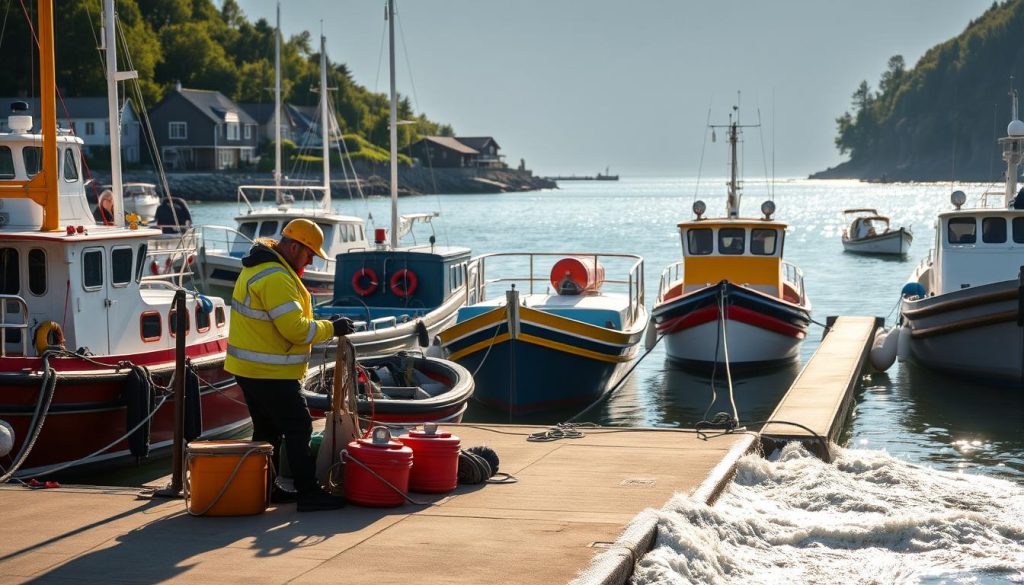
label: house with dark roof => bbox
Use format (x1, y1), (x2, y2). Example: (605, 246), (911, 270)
(408, 136), (505, 169)
(238, 102), (297, 146)
(0, 97), (141, 163)
(148, 84), (259, 170)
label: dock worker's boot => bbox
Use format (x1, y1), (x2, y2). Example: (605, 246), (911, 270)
(296, 488), (346, 512)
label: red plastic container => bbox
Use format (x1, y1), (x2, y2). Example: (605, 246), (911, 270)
(399, 424), (461, 494)
(344, 428), (413, 507)
(550, 257), (605, 295)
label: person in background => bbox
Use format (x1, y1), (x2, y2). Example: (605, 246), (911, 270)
(224, 218), (354, 512)
(93, 190), (115, 225)
(154, 197), (193, 234)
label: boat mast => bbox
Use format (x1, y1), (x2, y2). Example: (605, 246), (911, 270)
(1002, 87), (1024, 207)
(319, 31), (332, 208)
(104, 0), (137, 226)
(726, 110), (740, 218)
(274, 1), (281, 188)
(387, 0), (399, 248)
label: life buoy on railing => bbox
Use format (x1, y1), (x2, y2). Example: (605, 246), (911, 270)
(34, 321), (65, 354)
(352, 268), (379, 297)
(390, 269), (418, 298)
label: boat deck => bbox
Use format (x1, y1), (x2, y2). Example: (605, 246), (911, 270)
(0, 424), (753, 585)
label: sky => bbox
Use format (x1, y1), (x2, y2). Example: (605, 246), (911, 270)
(236, 0), (994, 177)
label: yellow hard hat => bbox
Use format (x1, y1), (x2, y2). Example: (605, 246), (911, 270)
(282, 219), (328, 259)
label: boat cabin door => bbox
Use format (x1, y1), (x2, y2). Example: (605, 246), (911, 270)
(77, 244), (142, 354)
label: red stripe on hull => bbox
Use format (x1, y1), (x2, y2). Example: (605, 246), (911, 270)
(657, 304), (806, 339)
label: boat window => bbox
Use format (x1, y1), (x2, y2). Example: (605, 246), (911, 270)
(718, 228), (745, 255)
(62, 147), (78, 182)
(195, 305), (211, 333)
(135, 243), (148, 283)
(23, 146), (42, 177)
(357, 225), (364, 242)
(83, 248), (103, 290)
(0, 146), (14, 179)
(169, 308), (190, 336)
(215, 306), (226, 327)
(1013, 218), (1024, 243)
(317, 224), (333, 248)
(750, 228), (777, 255)
(239, 222), (257, 240)
(687, 229), (713, 255)
(258, 220), (278, 238)
(0, 248), (19, 294)
(140, 312), (161, 342)
(28, 249), (46, 295)
(111, 246), (133, 286)
(947, 218), (976, 244)
(982, 217), (1007, 244)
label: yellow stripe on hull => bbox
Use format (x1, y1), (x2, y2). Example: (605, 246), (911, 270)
(519, 306), (640, 345)
(517, 333), (636, 364)
(446, 332), (512, 362)
(439, 308), (506, 344)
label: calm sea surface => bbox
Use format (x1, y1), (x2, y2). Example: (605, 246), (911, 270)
(177, 178), (1024, 582)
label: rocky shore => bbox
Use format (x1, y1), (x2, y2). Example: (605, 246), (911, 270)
(95, 166), (556, 202)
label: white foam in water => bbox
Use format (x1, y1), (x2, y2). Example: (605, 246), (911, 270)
(629, 444), (1024, 584)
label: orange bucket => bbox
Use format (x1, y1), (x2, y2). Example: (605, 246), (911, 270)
(185, 440), (273, 517)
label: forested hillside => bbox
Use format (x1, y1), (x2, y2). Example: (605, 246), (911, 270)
(1, 0), (451, 152)
(814, 0), (1024, 181)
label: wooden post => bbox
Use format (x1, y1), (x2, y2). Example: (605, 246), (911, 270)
(152, 289), (187, 498)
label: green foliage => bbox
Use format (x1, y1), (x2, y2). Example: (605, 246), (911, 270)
(3, 0), (451, 158)
(833, 0), (1024, 179)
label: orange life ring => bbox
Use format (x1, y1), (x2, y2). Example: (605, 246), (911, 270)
(352, 267), (379, 297)
(389, 269), (418, 298)
(34, 321), (65, 354)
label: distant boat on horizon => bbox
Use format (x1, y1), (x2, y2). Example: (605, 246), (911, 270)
(547, 166), (619, 181)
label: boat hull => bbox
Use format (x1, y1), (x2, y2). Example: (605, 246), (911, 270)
(0, 349), (250, 478)
(900, 278), (1024, 382)
(440, 305), (646, 415)
(842, 228), (912, 255)
(652, 282), (810, 367)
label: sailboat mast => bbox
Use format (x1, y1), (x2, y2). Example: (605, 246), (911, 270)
(727, 115), (740, 218)
(274, 1), (281, 188)
(387, 0), (399, 248)
(319, 32), (331, 207)
(104, 0), (124, 225)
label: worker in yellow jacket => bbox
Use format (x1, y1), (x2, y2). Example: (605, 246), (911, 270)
(225, 218), (353, 512)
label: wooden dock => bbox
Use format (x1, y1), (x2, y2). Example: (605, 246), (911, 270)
(0, 424), (753, 585)
(760, 316), (879, 460)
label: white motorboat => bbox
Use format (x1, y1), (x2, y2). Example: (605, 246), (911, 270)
(898, 90), (1024, 383)
(101, 182), (160, 223)
(651, 103), (811, 368)
(841, 208), (913, 255)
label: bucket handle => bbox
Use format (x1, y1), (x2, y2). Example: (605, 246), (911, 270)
(184, 447), (271, 516)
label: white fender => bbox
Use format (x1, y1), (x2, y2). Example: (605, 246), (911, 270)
(868, 327), (898, 372)
(0, 419), (14, 458)
(643, 317), (658, 351)
(896, 323), (911, 362)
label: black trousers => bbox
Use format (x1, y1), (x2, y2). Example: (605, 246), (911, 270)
(235, 376), (317, 493)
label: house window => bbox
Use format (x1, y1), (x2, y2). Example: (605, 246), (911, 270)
(218, 150), (233, 168)
(70, 121), (77, 134)
(0, 146), (14, 179)
(85, 122), (95, 136)
(111, 247), (134, 286)
(227, 122), (239, 141)
(0, 248), (19, 294)
(140, 312), (161, 342)
(244, 125), (252, 140)
(62, 148), (78, 182)
(82, 248), (104, 290)
(169, 122), (187, 139)
(28, 249), (46, 295)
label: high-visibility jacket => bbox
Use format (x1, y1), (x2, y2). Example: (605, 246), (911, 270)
(224, 241), (335, 380)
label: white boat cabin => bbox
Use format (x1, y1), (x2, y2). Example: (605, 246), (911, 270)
(930, 207), (1024, 294)
(231, 209), (367, 274)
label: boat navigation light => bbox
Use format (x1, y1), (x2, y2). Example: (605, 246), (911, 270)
(951, 190), (966, 210)
(760, 200), (776, 220)
(693, 200), (706, 219)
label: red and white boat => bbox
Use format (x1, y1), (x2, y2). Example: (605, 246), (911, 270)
(0, 2), (249, 479)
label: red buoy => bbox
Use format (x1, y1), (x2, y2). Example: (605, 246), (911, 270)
(344, 427), (413, 507)
(550, 257), (605, 295)
(398, 423), (461, 494)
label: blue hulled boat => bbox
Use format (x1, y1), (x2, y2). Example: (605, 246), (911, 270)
(439, 253), (648, 415)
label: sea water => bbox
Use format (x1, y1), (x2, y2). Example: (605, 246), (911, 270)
(190, 177), (1024, 581)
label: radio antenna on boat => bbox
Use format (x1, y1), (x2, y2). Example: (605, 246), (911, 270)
(274, 1), (282, 188)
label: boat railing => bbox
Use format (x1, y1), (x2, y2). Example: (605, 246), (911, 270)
(469, 252), (646, 324)
(0, 294), (30, 357)
(237, 184), (329, 215)
(782, 260), (806, 305)
(140, 228), (200, 288)
(657, 261), (685, 301)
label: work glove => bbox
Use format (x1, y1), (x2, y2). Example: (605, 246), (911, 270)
(331, 316), (355, 337)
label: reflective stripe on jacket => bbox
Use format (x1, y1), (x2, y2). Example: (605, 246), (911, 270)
(224, 245), (334, 380)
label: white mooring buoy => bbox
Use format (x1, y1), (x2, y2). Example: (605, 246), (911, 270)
(0, 419), (14, 458)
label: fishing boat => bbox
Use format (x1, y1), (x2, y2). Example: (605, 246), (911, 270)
(301, 351), (474, 425)
(100, 182), (160, 224)
(0, 1), (249, 479)
(312, 0), (472, 357)
(196, 21), (367, 302)
(841, 208), (913, 255)
(651, 105), (811, 368)
(897, 90), (1024, 383)
(438, 253), (648, 415)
